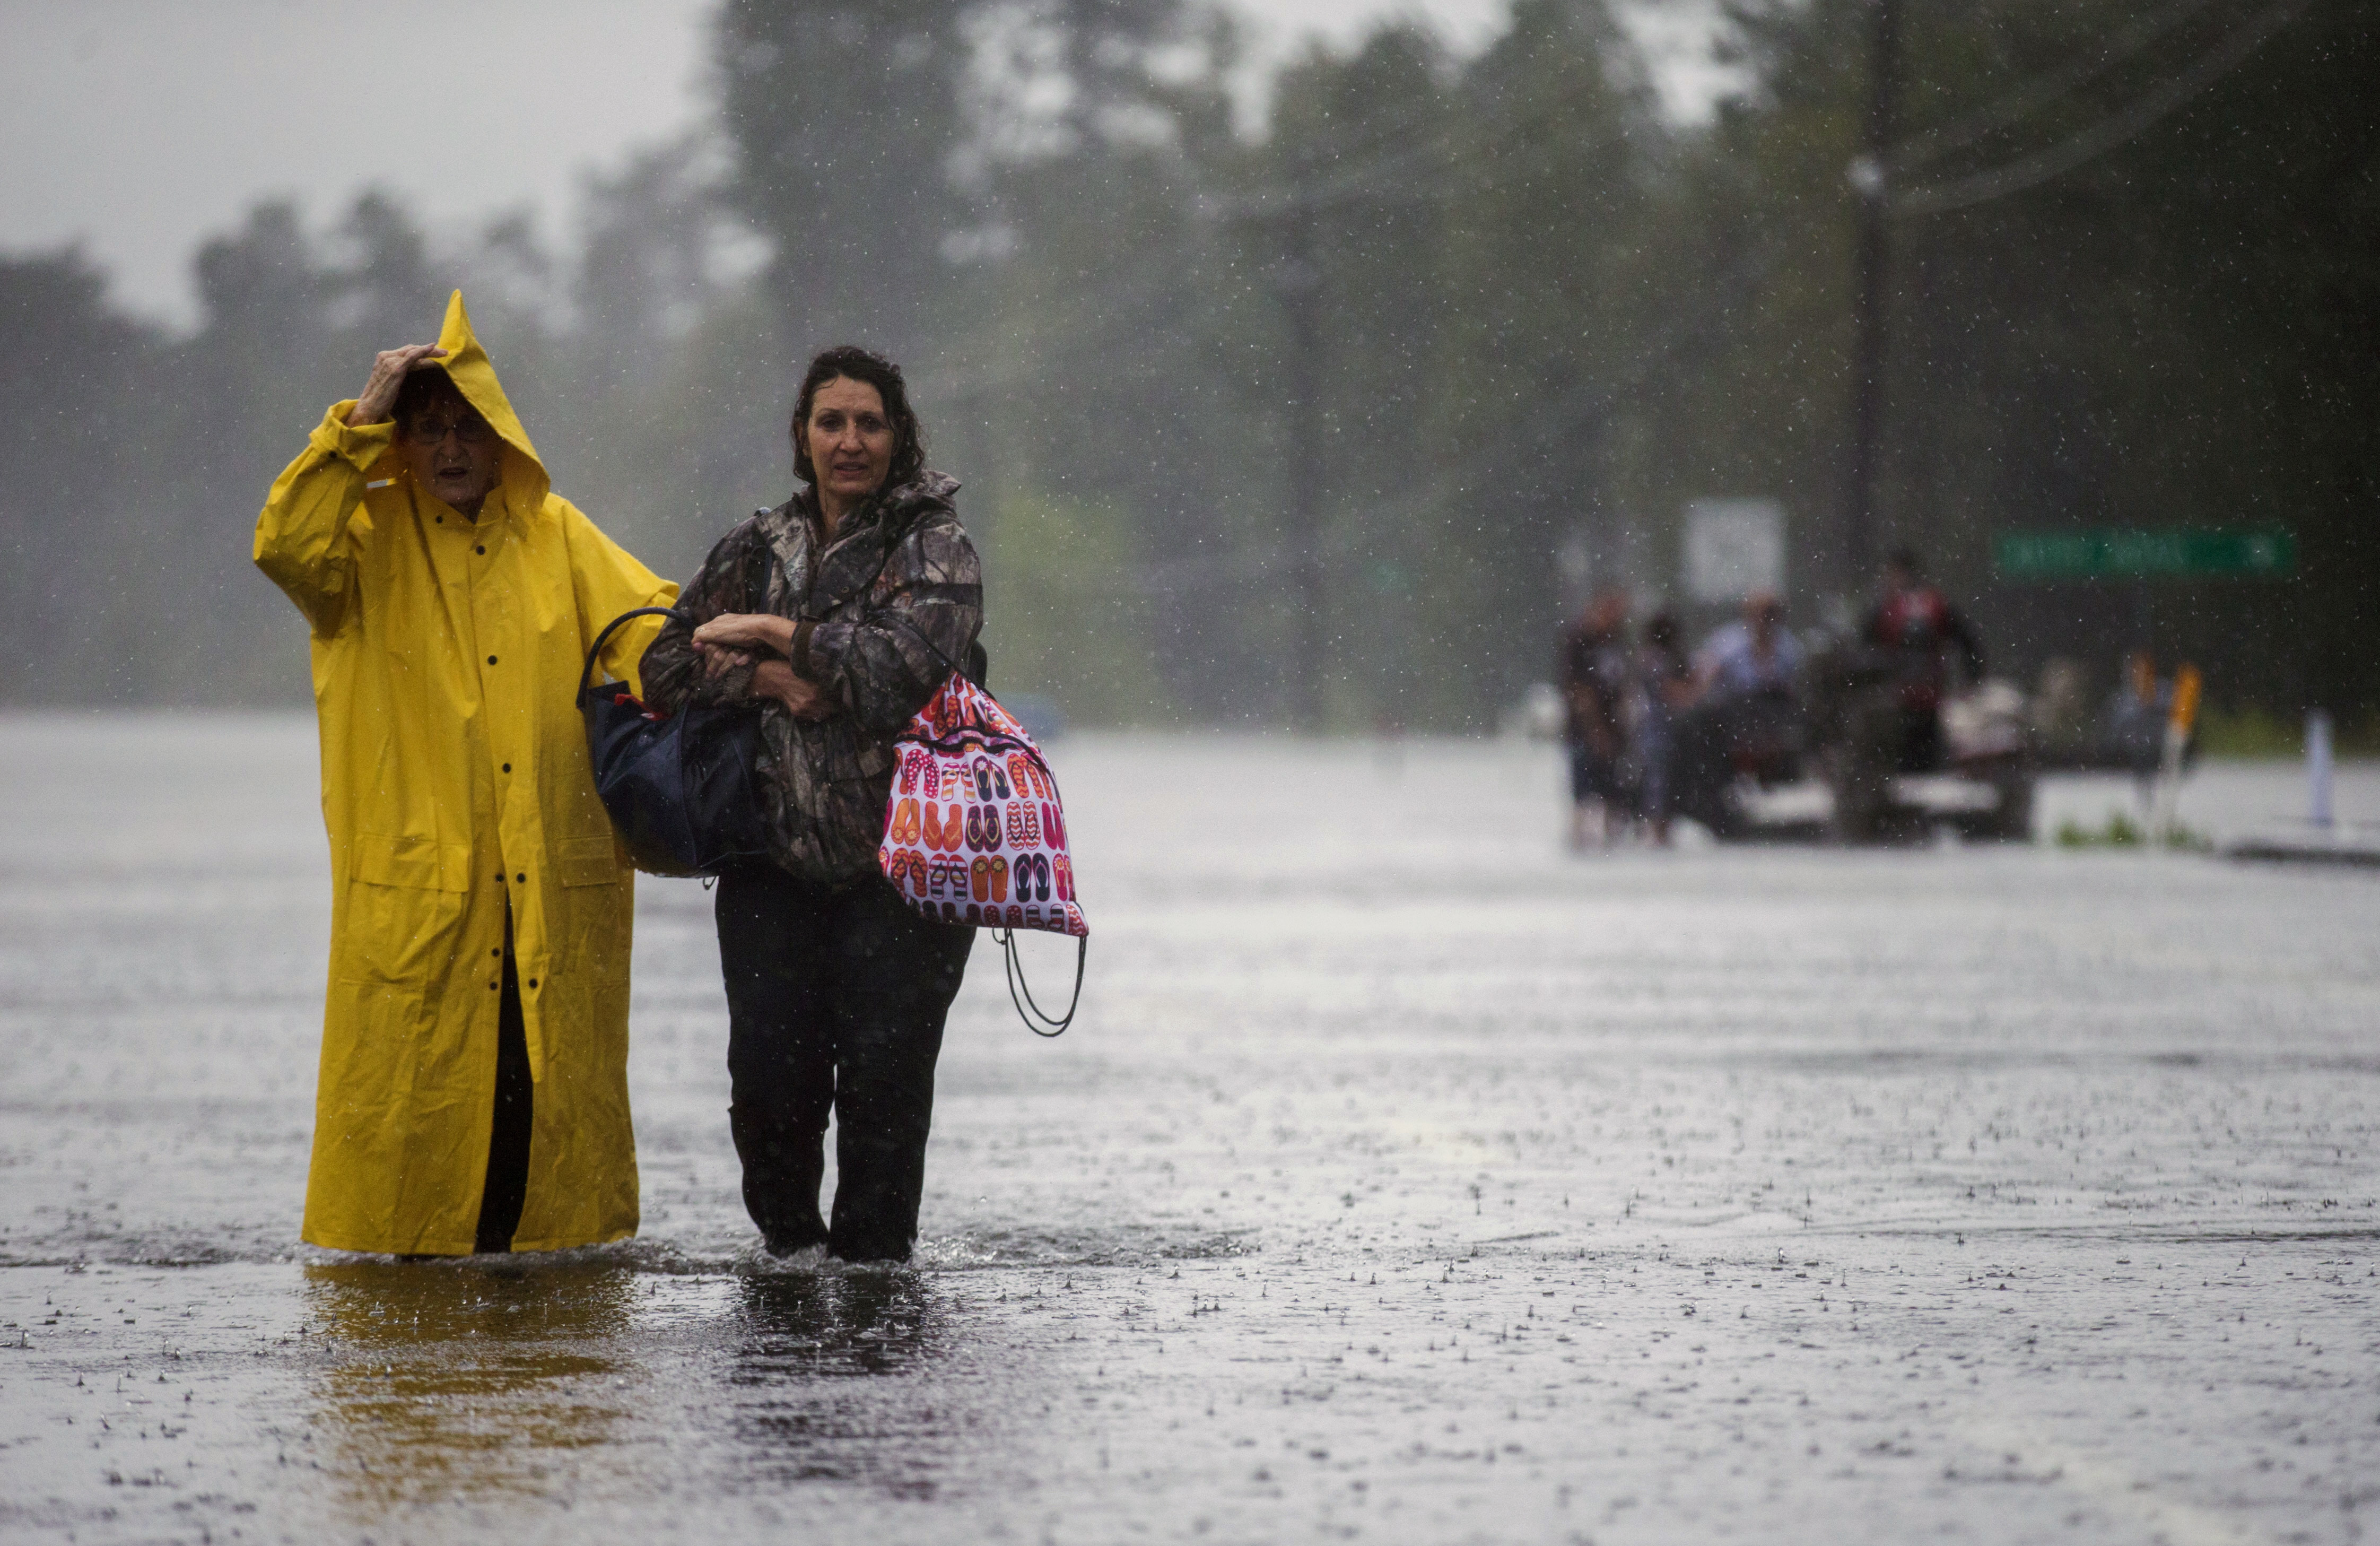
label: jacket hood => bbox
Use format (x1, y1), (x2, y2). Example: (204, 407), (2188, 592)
(787, 469), (958, 532)
(391, 290), (549, 510)
(760, 470), (960, 614)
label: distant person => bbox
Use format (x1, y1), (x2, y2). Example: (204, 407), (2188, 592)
(640, 345), (982, 1265)
(2097, 648), (2175, 789)
(1669, 592), (1805, 836)
(1863, 549), (1985, 770)
(1632, 610), (1699, 846)
(1558, 587), (1634, 849)
(1695, 589), (1804, 701)
(253, 292), (677, 1257)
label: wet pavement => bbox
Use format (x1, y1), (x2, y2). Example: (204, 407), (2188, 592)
(2, 713), (2376, 1544)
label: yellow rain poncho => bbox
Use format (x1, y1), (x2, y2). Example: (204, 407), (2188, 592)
(255, 292), (676, 1255)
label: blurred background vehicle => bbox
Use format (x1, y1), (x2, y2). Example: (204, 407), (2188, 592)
(1666, 627), (2037, 845)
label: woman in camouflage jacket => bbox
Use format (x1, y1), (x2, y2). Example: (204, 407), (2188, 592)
(640, 345), (982, 1263)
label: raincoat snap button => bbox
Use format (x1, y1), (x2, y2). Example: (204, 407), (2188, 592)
(491, 949), (501, 958)
(489, 982), (499, 991)
(487, 655), (498, 665)
(516, 872), (526, 883)
(527, 978), (538, 989)
(475, 545), (486, 555)
(501, 763), (512, 773)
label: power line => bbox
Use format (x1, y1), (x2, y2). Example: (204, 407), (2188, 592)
(924, 118), (1545, 398)
(1892, 0), (2313, 217)
(1882, 0), (2229, 176)
(927, 97), (1637, 400)
(1241, 231), (1794, 543)
(916, 225), (1218, 401)
(1204, 81), (1640, 222)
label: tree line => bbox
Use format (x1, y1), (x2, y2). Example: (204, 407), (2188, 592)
(2, 0), (2370, 733)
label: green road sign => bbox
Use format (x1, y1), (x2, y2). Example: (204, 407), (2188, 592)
(1994, 527), (2296, 581)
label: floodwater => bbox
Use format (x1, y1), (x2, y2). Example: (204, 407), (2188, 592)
(2, 713), (2376, 1544)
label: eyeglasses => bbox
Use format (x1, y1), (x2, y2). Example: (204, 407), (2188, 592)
(406, 415), (494, 446)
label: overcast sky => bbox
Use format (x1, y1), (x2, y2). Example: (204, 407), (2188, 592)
(0, 0), (1723, 329)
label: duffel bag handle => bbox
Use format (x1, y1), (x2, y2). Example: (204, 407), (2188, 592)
(581, 606), (688, 698)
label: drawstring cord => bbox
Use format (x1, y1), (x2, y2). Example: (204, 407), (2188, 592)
(992, 928), (1086, 1037)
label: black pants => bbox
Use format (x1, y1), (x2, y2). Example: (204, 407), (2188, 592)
(474, 918), (533, 1254)
(1898, 706), (1945, 772)
(1667, 705), (1736, 834)
(716, 865), (975, 1262)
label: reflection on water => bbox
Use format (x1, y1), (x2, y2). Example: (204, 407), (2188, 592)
(302, 1259), (635, 1509)
(736, 1270), (942, 1377)
(300, 1261), (980, 1513)
(729, 1271), (958, 1498)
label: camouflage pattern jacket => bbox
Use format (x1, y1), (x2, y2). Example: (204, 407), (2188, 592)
(640, 472), (982, 883)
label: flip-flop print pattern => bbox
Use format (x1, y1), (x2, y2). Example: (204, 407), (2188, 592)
(876, 674), (1087, 937)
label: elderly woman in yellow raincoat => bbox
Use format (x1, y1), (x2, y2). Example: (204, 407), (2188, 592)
(255, 292), (676, 1256)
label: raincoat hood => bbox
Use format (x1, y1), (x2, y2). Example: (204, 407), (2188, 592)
(384, 290), (551, 511)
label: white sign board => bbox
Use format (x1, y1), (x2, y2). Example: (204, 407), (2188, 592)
(1682, 499), (1785, 604)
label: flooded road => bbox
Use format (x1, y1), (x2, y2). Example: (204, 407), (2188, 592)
(3, 713), (2376, 1543)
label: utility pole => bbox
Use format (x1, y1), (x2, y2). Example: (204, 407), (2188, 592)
(1275, 207), (1327, 732)
(1843, 0), (1903, 595)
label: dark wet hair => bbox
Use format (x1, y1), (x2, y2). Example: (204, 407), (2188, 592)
(391, 367), (470, 431)
(790, 345), (925, 490)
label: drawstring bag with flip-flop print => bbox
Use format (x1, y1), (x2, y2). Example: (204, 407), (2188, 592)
(879, 673), (1086, 1036)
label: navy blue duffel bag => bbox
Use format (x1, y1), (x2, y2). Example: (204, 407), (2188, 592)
(579, 606), (774, 878)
